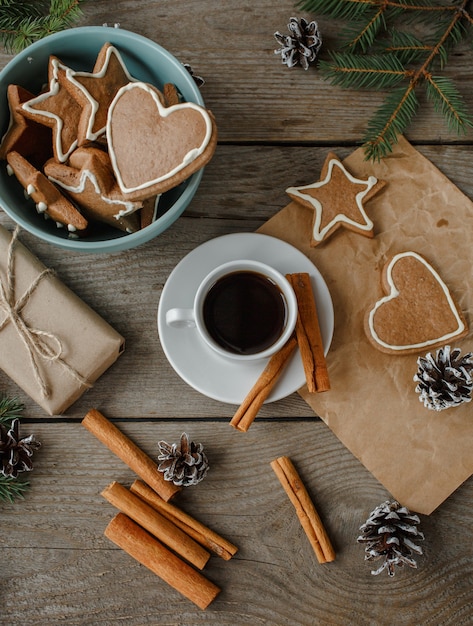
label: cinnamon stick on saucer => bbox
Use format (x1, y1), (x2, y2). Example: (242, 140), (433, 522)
(286, 272), (330, 393)
(230, 336), (298, 432)
(270, 455), (335, 564)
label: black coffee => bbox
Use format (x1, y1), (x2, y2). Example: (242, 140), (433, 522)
(202, 270), (287, 355)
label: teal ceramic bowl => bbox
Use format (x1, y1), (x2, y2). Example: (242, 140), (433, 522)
(0, 27), (205, 253)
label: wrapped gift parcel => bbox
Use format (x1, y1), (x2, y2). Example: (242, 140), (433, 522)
(0, 225), (125, 414)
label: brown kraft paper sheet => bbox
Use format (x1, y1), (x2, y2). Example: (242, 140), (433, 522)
(258, 136), (473, 515)
(0, 225), (125, 415)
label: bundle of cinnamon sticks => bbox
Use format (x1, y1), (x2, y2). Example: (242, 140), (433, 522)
(82, 408), (237, 610)
(231, 272), (330, 432)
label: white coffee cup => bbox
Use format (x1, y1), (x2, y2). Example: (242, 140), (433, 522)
(165, 259), (298, 361)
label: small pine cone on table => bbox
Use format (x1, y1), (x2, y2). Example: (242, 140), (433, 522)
(0, 418), (41, 478)
(274, 17), (322, 70)
(157, 432), (209, 486)
(357, 500), (424, 577)
(414, 345), (473, 411)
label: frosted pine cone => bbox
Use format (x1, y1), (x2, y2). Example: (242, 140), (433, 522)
(357, 500), (424, 577)
(274, 17), (322, 70)
(157, 433), (209, 486)
(0, 418), (41, 478)
(183, 63), (205, 87)
(414, 345), (473, 411)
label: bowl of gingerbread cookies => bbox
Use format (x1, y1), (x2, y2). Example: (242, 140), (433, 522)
(0, 26), (217, 253)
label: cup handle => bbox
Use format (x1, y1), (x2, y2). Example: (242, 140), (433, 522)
(166, 308), (196, 328)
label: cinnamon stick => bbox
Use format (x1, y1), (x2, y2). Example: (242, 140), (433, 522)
(286, 272), (330, 393)
(104, 513), (220, 610)
(101, 481), (210, 570)
(130, 479), (238, 561)
(230, 336), (298, 432)
(82, 408), (179, 501)
(270, 456), (335, 564)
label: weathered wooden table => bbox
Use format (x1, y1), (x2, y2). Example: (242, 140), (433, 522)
(1, 2), (472, 624)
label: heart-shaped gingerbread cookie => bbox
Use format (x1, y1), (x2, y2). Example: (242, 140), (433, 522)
(106, 82), (217, 200)
(365, 251), (468, 355)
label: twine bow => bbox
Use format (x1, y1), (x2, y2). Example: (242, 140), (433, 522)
(0, 226), (92, 399)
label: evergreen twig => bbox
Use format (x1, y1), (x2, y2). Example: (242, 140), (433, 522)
(298, 0), (473, 160)
(0, 0), (86, 54)
(0, 394), (25, 425)
(0, 393), (30, 503)
(0, 474), (29, 503)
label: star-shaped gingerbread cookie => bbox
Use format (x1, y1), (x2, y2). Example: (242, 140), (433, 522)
(286, 152), (385, 247)
(64, 43), (138, 145)
(0, 85), (52, 167)
(21, 57), (82, 163)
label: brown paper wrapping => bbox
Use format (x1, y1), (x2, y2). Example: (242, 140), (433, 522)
(259, 136), (473, 515)
(0, 226), (124, 414)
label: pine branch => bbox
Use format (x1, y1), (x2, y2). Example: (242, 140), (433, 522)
(298, 0), (375, 20)
(0, 0), (86, 53)
(298, 0), (473, 159)
(299, 0), (465, 15)
(425, 74), (473, 134)
(0, 395), (37, 503)
(342, 5), (390, 52)
(363, 84), (419, 160)
(319, 52), (409, 89)
(0, 474), (30, 502)
(0, 1), (48, 20)
(0, 474), (29, 503)
(0, 394), (25, 425)
(382, 30), (432, 66)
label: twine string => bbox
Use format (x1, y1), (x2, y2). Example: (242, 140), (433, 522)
(0, 226), (92, 398)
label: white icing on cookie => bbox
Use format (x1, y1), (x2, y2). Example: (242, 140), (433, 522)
(21, 58), (78, 163)
(367, 251), (466, 351)
(47, 168), (140, 218)
(151, 194), (161, 222)
(65, 44), (138, 142)
(106, 81), (213, 193)
(286, 158), (378, 243)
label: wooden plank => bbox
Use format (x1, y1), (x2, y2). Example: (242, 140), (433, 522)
(1, 2), (472, 144)
(1, 421), (472, 624)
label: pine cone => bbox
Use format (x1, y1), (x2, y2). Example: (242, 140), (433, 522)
(157, 433), (209, 486)
(357, 500), (424, 577)
(0, 418), (41, 478)
(274, 17), (322, 70)
(183, 63), (205, 88)
(414, 345), (473, 411)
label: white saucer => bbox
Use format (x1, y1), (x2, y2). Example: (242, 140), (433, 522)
(157, 233), (334, 405)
